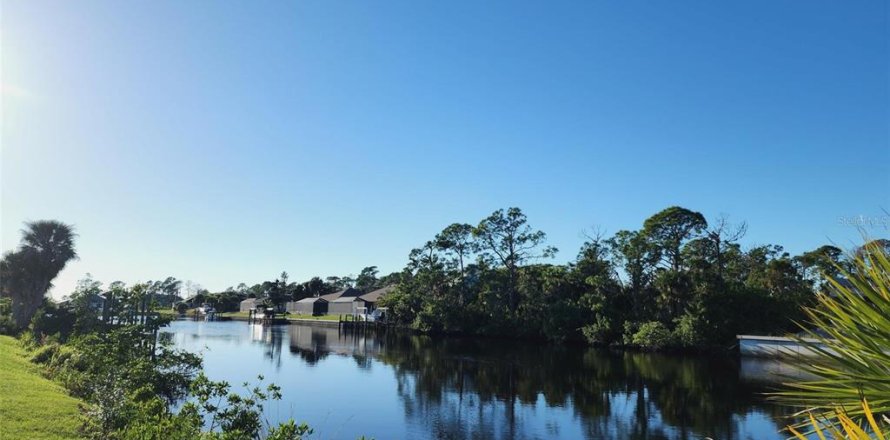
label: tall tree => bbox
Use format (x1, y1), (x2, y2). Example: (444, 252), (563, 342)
(473, 208), (556, 312)
(795, 245), (846, 292)
(607, 229), (660, 316)
(0, 221), (78, 329)
(643, 206), (707, 271)
(355, 266), (380, 292)
(435, 223), (477, 305)
(262, 272), (291, 311)
(705, 215), (747, 279)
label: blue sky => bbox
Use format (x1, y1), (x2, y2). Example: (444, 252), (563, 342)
(2, 1), (888, 298)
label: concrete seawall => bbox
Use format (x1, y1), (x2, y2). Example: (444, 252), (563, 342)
(737, 335), (830, 358)
(222, 315), (341, 328)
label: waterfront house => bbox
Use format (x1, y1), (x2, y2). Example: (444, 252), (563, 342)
(289, 297), (328, 315)
(239, 297), (260, 313)
(318, 287), (362, 303)
(327, 296), (357, 315)
(317, 287), (363, 315)
(357, 286), (394, 312)
(58, 292), (106, 314)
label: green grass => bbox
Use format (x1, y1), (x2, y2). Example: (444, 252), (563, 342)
(0, 335), (82, 440)
(288, 314), (341, 321)
(218, 311), (342, 321)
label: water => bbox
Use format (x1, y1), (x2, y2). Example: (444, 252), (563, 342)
(164, 320), (797, 440)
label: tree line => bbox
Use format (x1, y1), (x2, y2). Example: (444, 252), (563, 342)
(381, 206), (883, 350)
(2, 211), (883, 351)
(180, 266), (401, 313)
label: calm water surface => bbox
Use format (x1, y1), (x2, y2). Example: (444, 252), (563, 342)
(164, 320), (795, 440)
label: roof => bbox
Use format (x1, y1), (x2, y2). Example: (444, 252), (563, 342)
(319, 287), (361, 302)
(240, 298), (259, 304)
(296, 297), (328, 303)
(359, 286), (395, 303)
(58, 292), (106, 307)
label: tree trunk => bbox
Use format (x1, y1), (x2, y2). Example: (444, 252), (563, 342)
(10, 290), (42, 329)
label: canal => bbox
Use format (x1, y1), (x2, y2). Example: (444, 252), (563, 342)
(165, 320), (797, 440)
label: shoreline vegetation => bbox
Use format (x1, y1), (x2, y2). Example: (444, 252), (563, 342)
(1, 216), (887, 438)
(150, 206), (881, 353)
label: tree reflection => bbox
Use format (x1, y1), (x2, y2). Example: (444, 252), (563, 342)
(275, 326), (790, 440)
(373, 333), (789, 440)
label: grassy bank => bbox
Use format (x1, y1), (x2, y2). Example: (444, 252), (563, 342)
(0, 335), (82, 440)
(217, 311), (342, 321)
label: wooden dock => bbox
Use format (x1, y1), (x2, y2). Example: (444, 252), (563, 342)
(337, 314), (387, 332)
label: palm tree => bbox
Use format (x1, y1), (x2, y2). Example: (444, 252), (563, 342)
(0, 220), (77, 329)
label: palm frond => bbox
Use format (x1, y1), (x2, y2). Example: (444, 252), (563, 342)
(777, 239), (890, 437)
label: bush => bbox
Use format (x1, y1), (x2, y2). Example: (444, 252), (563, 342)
(672, 312), (704, 348)
(0, 298), (17, 335)
(631, 321), (674, 350)
(582, 315), (614, 345)
(0, 314), (17, 335)
(621, 321), (640, 346)
(29, 303), (76, 341)
(30, 342), (61, 364)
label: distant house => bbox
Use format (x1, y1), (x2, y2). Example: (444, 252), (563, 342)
(58, 293), (106, 314)
(357, 286), (394, 312)
(288, 297), (328, 316)
(328, 296), (361, 315)
(239, 298), (261, 313)
(318, 288), (362, 315)
(318, 287), (362, 302)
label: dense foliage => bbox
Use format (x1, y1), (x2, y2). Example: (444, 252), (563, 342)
(0, 222), (313, 440)
(18, 276), (315, 440)
(382, 206), (849, 350)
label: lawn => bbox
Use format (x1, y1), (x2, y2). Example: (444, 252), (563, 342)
(288, 314), (341, 321)
(218, 311), (342, 321)
(0, 336), (82, 440)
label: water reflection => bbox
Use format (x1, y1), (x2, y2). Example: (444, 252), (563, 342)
(167, 321), (794, 440)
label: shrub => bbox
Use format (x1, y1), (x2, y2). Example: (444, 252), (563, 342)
(672, 312), (704, 348)
(582, 315), (614, 345)
(631, 321), (673, 350)
(30, 342), (61, 364)
(29, 303), (76, 341)
(0, 314), (17, 335)
(0, 298), (17, 335)
(621, 321), (640, 346)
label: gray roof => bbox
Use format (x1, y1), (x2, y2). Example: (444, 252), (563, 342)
(240, 298), (259, 304)
(319, 287), (361, 302)
(331, 296), (361, 303)
(296, 297), (328, 303)
(359, 286), (395, 303)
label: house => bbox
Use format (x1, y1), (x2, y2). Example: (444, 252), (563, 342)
(326, 286), (395, 316)
(288, 297), (328, 316)
(328, 296), (361, 315)
(318, 287), (362, 303)
(309, 288), (361, 315)
(239, 298), (261, 313)
(357, 286), (394, 312)
(58, 292), (106, 314)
